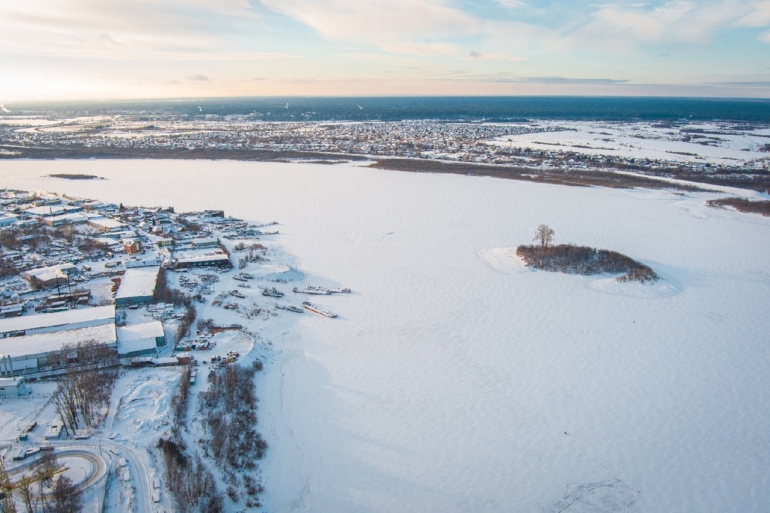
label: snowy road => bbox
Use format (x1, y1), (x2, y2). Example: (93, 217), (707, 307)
(52, 440), (153, 513)
(5, 447), (106, 491)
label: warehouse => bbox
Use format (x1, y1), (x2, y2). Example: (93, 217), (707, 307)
(173, 251), (231, 269)
(0, 305), (116, 338)
(115, 266), (159, 306)
(116, 321), (165, 357)
(0, 323), (117, 375)
(87, 216), (127, 233)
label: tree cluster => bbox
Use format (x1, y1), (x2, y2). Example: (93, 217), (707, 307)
(157, 438), (223, 513)
(152, 269), (173, 304)
(76, 238), (109, 255)
(237, 249), (263, 270)
(199, 362), (267, 474)
(50, 341), (119, 435)
(11, 447), (83, 513)
(175, 305), (196, 344)
(0, 251), (18, 279)
(516, 243), (658, 283)
(177, 218), (203, 233)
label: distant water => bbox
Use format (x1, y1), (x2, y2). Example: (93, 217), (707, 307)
(5, 96), (770, 123)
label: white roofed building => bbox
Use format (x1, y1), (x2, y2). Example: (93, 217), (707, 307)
(117, 321), (165, 357)
(0, 376), (29, 398)
(115, 267), (159, 306)
(88, 217), (127, 233)
(23, 263), (79, 288)
(0, 305), (115, 338)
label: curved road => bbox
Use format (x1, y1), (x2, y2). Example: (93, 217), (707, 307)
(6, 446), (107, 492)
(48, 440), (153, 513)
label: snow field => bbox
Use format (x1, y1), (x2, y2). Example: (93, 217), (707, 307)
(487, 120), (770, 167)
(1, 160), (769, 512)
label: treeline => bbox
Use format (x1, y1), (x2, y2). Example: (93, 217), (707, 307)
(516, 244), (658, 283)
(50, 340), (119, 435)
(198, 361), (266, 507)
(707, 197), (770, 217)
(46, 173), (99, 180)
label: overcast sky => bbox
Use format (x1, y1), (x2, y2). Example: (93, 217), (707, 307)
(1, 0), (769, 101)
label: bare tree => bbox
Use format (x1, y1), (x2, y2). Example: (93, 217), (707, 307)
(14, 476), (37, 513)
(51, 475), (82, 513)
(533, 224), (555, 248)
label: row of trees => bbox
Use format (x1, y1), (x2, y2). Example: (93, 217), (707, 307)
(159, 367), (223, 512)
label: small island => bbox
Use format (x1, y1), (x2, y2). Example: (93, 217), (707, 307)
(517, 225), (658, 283)
(47, 173), (103, 180)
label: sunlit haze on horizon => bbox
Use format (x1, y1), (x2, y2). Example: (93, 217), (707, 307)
(1, 0), (769, 101)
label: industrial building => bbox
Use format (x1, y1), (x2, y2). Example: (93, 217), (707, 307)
(116, 321), (165, 357)
(114, 266), (159, 306)
(0, 305), (116, 338)
(172, 251), (231, 269)
(87, 216), (127, 233)
(23, 263), (78, 289)
(0, 323), (117, 375)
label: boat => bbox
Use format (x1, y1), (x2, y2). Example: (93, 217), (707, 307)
(328, 287), (351, 294)
(276, 303), (304, 314)
(232, 275), (247, 282)
(238, 283), (251, 289)
(262, 287), (284, 298)
(302, 301), (337, 318)
(229, 290), (246, 298)
(293, 286), (331, 295)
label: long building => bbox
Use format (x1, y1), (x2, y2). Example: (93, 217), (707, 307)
(0, 323), (117, 375)
(0, 305), (115, 338)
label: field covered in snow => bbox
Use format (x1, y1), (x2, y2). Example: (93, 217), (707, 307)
(1, 160), (769, 512)
(488, 121), (770, 167)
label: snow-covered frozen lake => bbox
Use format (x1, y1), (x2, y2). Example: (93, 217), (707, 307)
(2, 160), (770, 512)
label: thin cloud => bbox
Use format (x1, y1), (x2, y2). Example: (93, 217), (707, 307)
(709, 80), (770, 86)
(187, 75), (210, 82)
(578, 0), (761, 47)
(515, 76), (629, 85)
(96, 33), (120, 46)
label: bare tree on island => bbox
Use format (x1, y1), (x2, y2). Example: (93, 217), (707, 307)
(534, 224), (555, 248)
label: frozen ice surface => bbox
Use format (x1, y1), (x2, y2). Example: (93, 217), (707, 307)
(1, 159), (769, 512)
